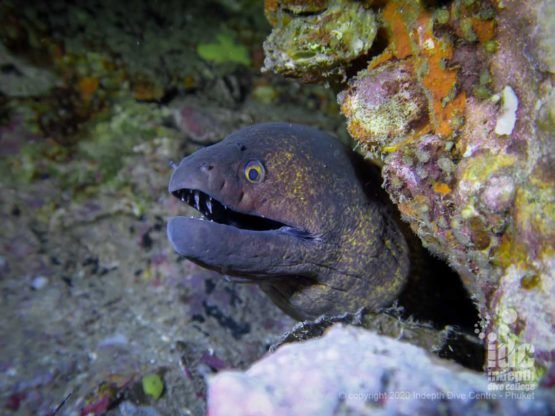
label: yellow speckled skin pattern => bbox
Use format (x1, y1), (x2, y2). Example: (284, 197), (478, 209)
(167, 123), (409, 320)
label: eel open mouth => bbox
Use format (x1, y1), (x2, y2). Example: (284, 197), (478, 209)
(172, 188), (291, 232)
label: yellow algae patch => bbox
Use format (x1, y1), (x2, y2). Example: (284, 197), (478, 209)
(459, 153), (516, 186)
(78, 76), (99, 102)
(433, 182), (451, 194)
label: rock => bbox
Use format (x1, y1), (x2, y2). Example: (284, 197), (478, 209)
(112, 401), (161, 416)
(263, 0), (555, 377)
(0, 43), (61, 97)
(263, 0), (378, 82)
(338, 60), (429, 156)
(172, 98), (244, 145)
(30, 276), (48, 290)
(98, 333), (129, 348)
(208, 325), (555, 416)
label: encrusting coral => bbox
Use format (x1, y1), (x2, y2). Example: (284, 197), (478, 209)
(263, 0), (555, 381)
(263, 0), (379, 82)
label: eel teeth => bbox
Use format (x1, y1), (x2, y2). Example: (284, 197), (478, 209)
(206, 198), (213, 214)
(194, 191), (200, 210)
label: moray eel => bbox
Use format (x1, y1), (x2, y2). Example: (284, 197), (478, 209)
(167, 122), (410, 320)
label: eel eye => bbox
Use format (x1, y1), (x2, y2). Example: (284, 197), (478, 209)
(244, 160), (265, 183)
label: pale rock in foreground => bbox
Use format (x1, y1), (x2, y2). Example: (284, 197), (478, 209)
(208, 325), (555, 416)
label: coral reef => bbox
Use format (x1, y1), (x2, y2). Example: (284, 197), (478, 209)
(263, 0), (378, 82)
(262, 0), (555, 379)
(0, 0), (266, 145)
(1, 0), (553, 413)
(0, 43), (61, 96)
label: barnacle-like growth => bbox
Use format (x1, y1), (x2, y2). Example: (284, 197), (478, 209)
(338, 60), (429, 157)
(263, 0), (378, 82)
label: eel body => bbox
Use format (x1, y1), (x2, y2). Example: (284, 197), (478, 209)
(167, 122), (410, 320)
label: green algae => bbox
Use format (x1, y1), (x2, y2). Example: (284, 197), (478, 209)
(0, 99), (178, 199)
(433, 8), (450, 25)
(197, 32), (251, 66)
(142, 373), (164, 400)
(67, 101), (177, 194)
(263, 0), (377, 81)
(460, 18), (478, 42)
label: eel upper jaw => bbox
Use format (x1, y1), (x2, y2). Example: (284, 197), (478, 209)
(171, 187), (316, 240)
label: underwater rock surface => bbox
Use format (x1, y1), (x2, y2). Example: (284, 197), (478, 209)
(208, 325), (555, 416)
(0, 1), (350, 414)
(263, 0), (378, 82)
(263, 0), (555, 377)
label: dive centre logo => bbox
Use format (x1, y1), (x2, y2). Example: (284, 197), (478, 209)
(474, 307), (536, 399)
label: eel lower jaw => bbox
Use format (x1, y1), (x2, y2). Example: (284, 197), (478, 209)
(171, 188), (316, 240)
(166, 215), (320, 279)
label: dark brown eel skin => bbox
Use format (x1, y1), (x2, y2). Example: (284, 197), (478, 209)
(166, 122), (415, 321)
